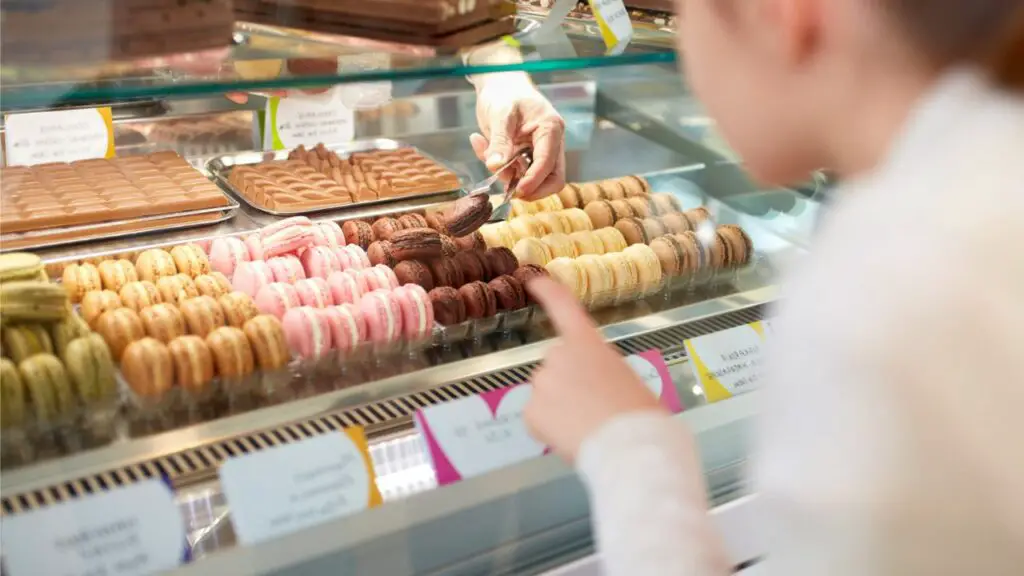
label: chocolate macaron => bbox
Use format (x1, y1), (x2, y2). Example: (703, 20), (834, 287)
(488, 275), (527, 311)
(394, 260), (434, 291)
(453, 250), (490, 284)
(428, 257), (465, 288)
(390, 228), (443, 261)
(342, 220), (374, 249)
(445, 193), (492, 238)
(371, 217), (402, 241)
(367, 240), (397, 267)
(454, 231), (486, 252)
(458, 281), (497, 319)
(512, 264), (548, 303)
(398, 213), (429, 230)
(428, 287), (467, 326)
(484, 247), (519, 278)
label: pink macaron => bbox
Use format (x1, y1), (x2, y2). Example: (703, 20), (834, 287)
(195, 238), (214, 254)
(356, 265), (399, 293)
(294, 277), (333, 308)
(326, 270), (363, 306)
(254, 282), (300, 319)
(282, 306), (332, 359)
(320, 304), (366, 352)
(232, 260), (274, 297)
(299, 246), (341, 279)
(312, 221), (346, 249)
(244, 234), (265, 260)
(262, 219), (315, 259)
(259, 216), (312, 239)
(208, 237), (250, 278)
(340, 245), (370, 270)
(267, 255), (306, 284)
(359, 289), (403, 344)
(394, 284), (435, 339)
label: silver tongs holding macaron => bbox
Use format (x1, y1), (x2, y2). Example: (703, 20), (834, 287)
(445, 147), (533, 237)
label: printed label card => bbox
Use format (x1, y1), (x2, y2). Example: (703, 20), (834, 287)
(219, 428), (381, 546)
(5, 107), (115, 166)
(1, 479), (186, 576)
(590, 0), (634, 54)
(415, 385), (544, 486)
(684, 322), (768, 402)
(263, 86), (355, 150)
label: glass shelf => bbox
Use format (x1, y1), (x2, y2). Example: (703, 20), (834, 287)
(0, 17), (676, 112)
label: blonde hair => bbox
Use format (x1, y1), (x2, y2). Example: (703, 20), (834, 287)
(885, 0), (1024, 89)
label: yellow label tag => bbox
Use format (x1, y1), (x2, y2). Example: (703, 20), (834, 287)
(4, 107), (114, 166)
(589, 0), (634, 54)
(684, 322), (767, 403)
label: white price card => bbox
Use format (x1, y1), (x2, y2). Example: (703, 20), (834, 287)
(219, 429), (382, 546)
(4, 107), (115, 166)
(684, 322), (768, 403)
(1, 479), (186, 576)
(263, 86), (355, 150)
(590, 0), (634, 54)
(415, 384), (545, 486)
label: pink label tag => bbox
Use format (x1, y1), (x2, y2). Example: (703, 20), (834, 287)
(416, 350), (682, 486)
(626, 349), (684, 413)
(415, 385), (544, 486)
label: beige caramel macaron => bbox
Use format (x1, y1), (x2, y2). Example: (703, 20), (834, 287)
(121, 337), (174, 398)
(206, 326), (256, 378)
(135, 249), (178, 283)
(660, 212), (692, 235)
(608, 199), (637, 221)
(140, 303), (187, 343)
(649, 193), (681, 216)
(557, 183), (583, 209)
(576, 254), (615, 306)
(180, 295), (226, 338)
(243, 314), (291, 371)
(650, 235), (688, 276)
(603, 252), (640, 297)
(194, 272), (233, 299)
(594, 227), (629, 254)
(598, 179), (626, 201)
(584, 200), (616, 230)
(80, 290), (123, 327)
(167, 335), (215, 393)
(577, 182), (605, 205)
(684, 207), (712, 229)
(156, 274), (200, 306)
(568, 230), (605, 256)
(544, 257), (588, 301)
(621, 175), (650, 197)
(622, 243), (664, 294)
(218, 292), (261, 328)
(169, 244), (211, 278)
(98, 259), (138, 292)
(717, 225), (753, 266)
(62, 262), (102, 303)
(119, 280), (163, 312)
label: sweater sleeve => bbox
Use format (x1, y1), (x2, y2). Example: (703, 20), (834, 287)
(575, 412), (733, 576)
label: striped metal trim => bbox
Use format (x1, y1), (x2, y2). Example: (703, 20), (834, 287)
(1, 304), (765, 516)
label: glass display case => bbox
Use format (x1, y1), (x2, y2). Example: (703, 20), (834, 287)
(0, 5), (817, 575)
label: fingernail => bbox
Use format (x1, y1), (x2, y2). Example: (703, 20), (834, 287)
(487, 153), (504, 165)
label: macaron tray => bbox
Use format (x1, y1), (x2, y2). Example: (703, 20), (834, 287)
(0, 151), (239, 253)
(479, 175), (758, 311)
(208, 139), (467, 216)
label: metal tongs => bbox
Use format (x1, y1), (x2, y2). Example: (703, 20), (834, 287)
(467, 147), (533, 223)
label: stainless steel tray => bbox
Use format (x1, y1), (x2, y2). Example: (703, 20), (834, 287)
(207, 138), (471, 217)
(0, 203), (239, 254)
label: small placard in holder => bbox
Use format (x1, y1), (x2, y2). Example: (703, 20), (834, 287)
(590, 0), (634, 54)
(416, 385), (545, 486)
(219, 428), (382, 546)
(4, 107), (115, 166)
(1, 479), (186, 576)
(684, 322), (768, 402)
(625, 349), (685, 413)
(261, 86), (355, 150)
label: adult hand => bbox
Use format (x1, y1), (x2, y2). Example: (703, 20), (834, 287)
(471, 80), (566, 201)
(524, 277), (665, 463)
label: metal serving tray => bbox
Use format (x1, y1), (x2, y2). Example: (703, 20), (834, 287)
(207, 138), (471, 217)
(0, 203), (239, 254)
